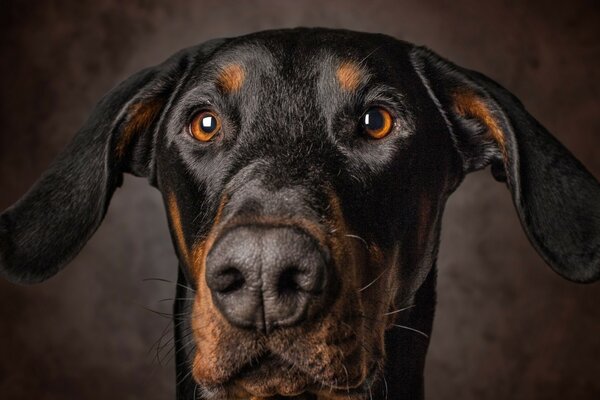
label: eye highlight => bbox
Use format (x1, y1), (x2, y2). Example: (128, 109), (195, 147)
(189, 111), (221, 142)
(361, 107), (393, 139)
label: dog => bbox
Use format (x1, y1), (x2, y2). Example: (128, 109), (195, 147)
(1, 28), (598, 399)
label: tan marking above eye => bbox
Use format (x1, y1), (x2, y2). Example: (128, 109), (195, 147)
(361, 107), (393, 139)
(217, 64), (245, 93)
(189, 111), (221, 142)
(336, 61), (363, 92)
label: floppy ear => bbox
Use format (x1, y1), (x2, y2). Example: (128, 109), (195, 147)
(0, 40), (225, 284)
(410, 46), (600, 283)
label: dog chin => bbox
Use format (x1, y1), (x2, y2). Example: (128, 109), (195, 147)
(233, 359), (313, 397)
(200, 354), (376, 399)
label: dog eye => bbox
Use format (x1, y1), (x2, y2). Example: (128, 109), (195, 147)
(361, 107), (393, 139)
(189, 111), (221, 142)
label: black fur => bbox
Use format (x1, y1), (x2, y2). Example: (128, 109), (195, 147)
(1, 28), (598, 399)
(411, 47), (600, 282)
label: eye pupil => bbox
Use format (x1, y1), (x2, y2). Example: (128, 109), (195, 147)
(364, 110), (384, 131)
(201, 115), (216, 132)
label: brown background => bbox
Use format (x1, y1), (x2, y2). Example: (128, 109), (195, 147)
(0, 1), (598, 399)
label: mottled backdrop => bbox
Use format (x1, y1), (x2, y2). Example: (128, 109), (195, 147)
(0, 1), (598, 399)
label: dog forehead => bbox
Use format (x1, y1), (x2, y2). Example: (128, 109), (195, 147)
(196, 29), (411, 94)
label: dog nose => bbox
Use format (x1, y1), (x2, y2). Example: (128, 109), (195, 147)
(205, 226), (329, 332)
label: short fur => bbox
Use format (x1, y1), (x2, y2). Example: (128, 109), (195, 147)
(1, 28), (599, 400)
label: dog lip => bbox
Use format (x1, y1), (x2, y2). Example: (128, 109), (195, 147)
(229, 354), (312, 396)
(225, 353), (378, 399)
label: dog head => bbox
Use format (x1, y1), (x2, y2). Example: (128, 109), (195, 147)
(1, 28), (598, 398)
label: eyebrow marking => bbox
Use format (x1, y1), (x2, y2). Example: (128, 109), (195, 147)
(217, 64), (245, 93)
(336, 61), (364, 92)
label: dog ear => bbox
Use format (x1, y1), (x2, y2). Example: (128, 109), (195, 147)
(0, 39), (225, 284)
(410, 46), (600, 283)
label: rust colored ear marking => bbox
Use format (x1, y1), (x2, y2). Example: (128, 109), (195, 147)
(115, 99), (162, 158)
(167, 192), (190, 264)
(452, 90), (507, 158)
(217, 64), (245, 93)
(336, 61), (363, 92)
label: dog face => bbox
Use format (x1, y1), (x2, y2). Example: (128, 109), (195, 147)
(158, 31), (457, 397)
(1, 29), (598, 399)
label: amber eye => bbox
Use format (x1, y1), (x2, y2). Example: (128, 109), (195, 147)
(361, 107), (393, 139)
(189, 111), (221, 142)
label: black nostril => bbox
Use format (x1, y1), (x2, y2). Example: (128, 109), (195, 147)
(277, 265), (303, 294)
(215, 266), (245, 294)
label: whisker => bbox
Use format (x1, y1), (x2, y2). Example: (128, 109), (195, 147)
(344, 233), (368, 248)
(138, 304), (192, 320)
(176, 366), (195, 387)
(383, 369), (389, 400)
(353, 313), (429, 339)
(341, 364), (351, 396)
(154, 321), (190, 365)
(358, 267), (390, 292)
(358, 45), (383, 66)
(382, 304), (416, 316)
(137, 304), (175, 319)
(163, 328), (196, 365)
(391, 324), (429, 339)
(155, 334), (176, 365)
(142, 277), (196, 293)
(175, 338), (198, 386)
(158, 297), (195, 303)
(149, 319), (176, 363)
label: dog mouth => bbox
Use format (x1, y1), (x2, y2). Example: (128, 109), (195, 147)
(191, 297), (387, 399)
(212, 353), (379, 399)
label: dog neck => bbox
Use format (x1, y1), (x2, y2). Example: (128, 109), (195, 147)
(382, 266), (436, 399)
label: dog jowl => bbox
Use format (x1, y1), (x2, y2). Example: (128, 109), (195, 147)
(1, 28), (598, 399)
